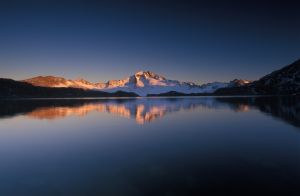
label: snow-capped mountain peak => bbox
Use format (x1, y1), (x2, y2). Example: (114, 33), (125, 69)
(134, 70), (166, 80)
(94, 71), (236, 96)
(128, 70), (169, 88)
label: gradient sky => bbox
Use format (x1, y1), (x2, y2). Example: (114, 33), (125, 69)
(0, 0), (299, 84)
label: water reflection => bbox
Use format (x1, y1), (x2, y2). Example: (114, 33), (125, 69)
(217, 96), (300, 128)
(0, 96), (299, 195)
(0, 96), (299, 127)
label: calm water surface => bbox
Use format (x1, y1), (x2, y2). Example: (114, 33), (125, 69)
(0, 96), (299, 195)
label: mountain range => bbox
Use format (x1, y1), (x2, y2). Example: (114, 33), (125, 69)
(0, 59), (299, 98)
(22, 71), (250, 96)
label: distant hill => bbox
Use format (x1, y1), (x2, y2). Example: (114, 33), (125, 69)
(0, 78), (138, 98)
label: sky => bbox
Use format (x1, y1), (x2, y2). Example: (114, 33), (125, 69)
(0, 0), (299, 84)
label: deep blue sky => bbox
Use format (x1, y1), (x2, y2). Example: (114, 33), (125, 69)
(0, 0), (299, 84)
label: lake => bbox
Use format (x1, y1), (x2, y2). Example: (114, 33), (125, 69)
(0, 96), (299, 195)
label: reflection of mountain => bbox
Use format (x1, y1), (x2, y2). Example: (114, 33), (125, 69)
(0, 97), (299, 127)
(26, 104), (169, 124)
(0, 98), (230, 124)
(24, 98), (224, 124)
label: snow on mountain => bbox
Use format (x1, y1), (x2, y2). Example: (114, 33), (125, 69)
(23, 71), (250, 96)
(98, 71), (250, 96)
(95, 71), (205, 96)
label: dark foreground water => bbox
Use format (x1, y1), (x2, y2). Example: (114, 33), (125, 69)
(0, 96), (299, 196)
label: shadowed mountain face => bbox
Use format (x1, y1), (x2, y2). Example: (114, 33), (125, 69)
(0, 96), (299, 127)
(253, 59), (300, 94)
(216, 59), (300, 95)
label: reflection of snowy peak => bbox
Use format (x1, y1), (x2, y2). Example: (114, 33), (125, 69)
(23, 71), (250, 96)
(25, 98), (231, 124)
